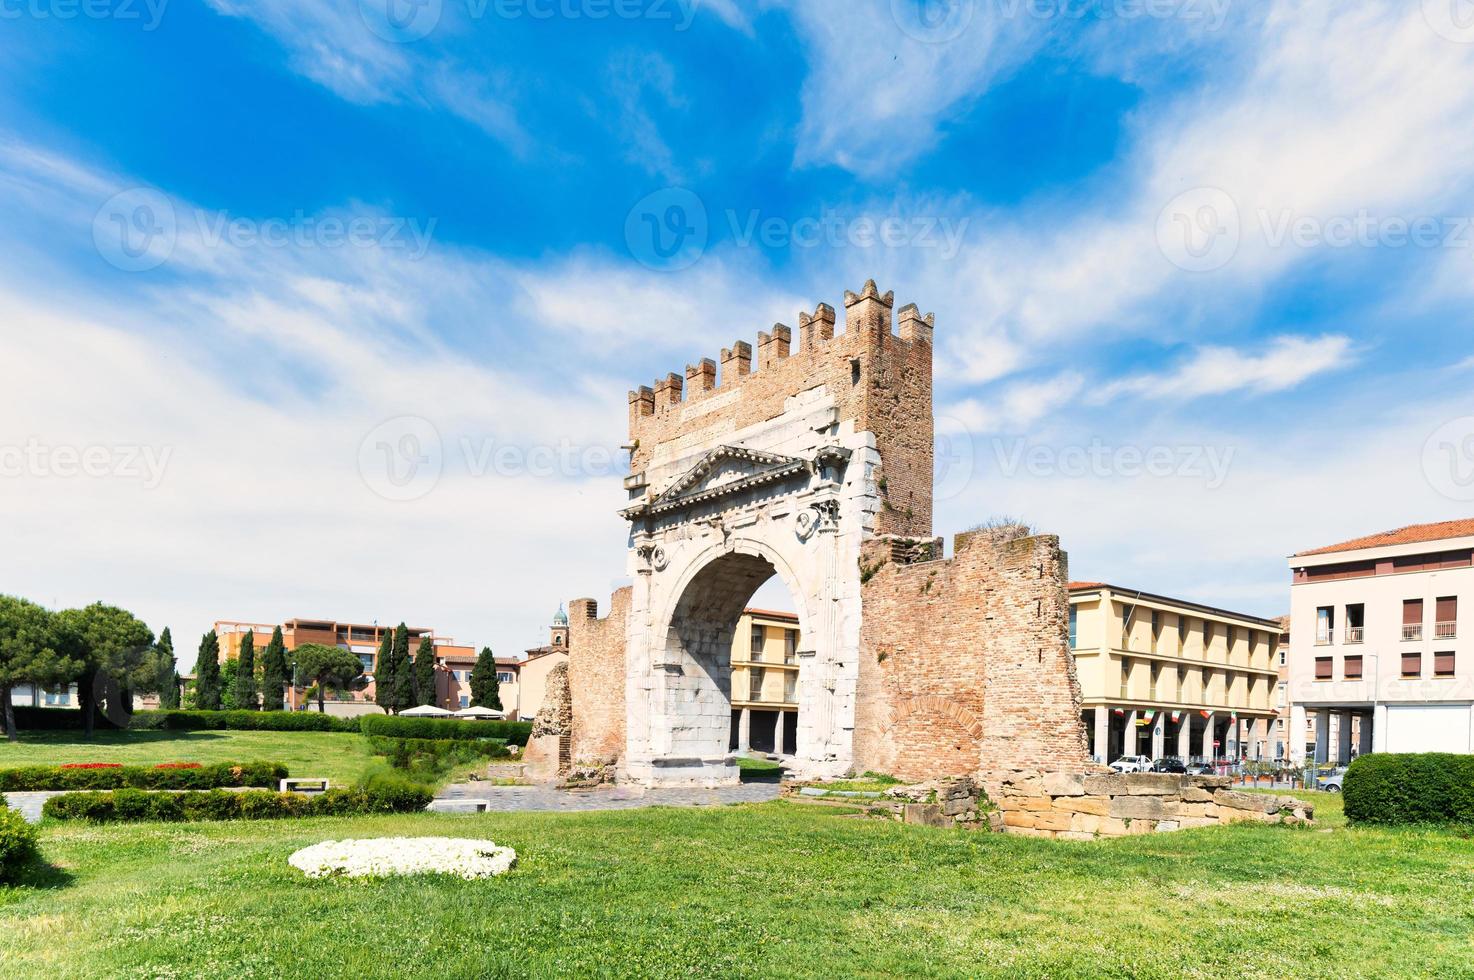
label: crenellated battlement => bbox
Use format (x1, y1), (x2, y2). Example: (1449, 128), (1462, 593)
(624, 279), (936, 538)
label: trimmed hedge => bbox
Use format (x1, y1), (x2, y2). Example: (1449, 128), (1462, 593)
(1343, 753), (1474, 826)
(359, 715), (531, 745)
(11, 706), (124, 732)
(131, 710), (362, 733)
(0, 762), (286, 792)
(0, 804), (39, 881)
(41, 784), (433, 823)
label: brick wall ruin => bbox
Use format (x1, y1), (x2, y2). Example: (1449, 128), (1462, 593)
(565, 591), (629, 766)
(856, 527), (1090, 784)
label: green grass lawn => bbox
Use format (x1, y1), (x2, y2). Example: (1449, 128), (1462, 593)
(3, 790), (1472, 978)
(0, 730), (377, 788)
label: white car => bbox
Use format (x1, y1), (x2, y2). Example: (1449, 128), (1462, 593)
(1110, 755), (1154, 774)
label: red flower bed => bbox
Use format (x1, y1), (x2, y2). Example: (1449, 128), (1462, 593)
(154, 762), (203, 770)
(59, 763), (125, 769)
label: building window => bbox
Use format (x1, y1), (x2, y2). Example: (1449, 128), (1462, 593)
(749, 668), (765, 701)
(1343, 655), (1363, 680)
(1434, 652), (1456, 677)
(1177, 615), (1186, 655)
(1202, 620), (1214, 654)
(783, 673), (797, 703)
(358, 654), (374, 674)
(496, 672), (513, 684)
(1151, 610), (1161, 653)
(1068, 607), (1078, 650)
(1316, 607), (1334, 645)
(1436, 597), (1458, 640)
(459, 696), (469, 708)
(1277, 682), (1287, 707)
(1150, 662), (1161, 700)
(1314, 657), (1333, 680)
(1119, 658), (1131, 699)
(784, 629), (798, 664)
(1403, 599), (1424, 641)
(1401, 651), (1422, 678)
(1279, 648), (1286, 667)
(554, 635), (563, 646)
(1345, 604), (1365, 644)
(750, 625), (764, 661)
(1120, 604), (1135, 647)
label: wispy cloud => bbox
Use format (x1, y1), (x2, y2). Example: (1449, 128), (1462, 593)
(1094, 335), (1356, 403)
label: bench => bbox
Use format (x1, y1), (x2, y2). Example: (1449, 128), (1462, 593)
(280, 778), (330, 793)
(427, 798), (492, 814)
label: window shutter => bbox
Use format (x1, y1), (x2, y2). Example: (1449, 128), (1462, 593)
(1434, 652), (1455, 676)
(1436, 596), (1457, 622)
(1404, 599), (1424, 625)
(1401, 651), (1421, 676)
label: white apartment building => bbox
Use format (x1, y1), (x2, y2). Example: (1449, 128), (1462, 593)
(1288, 519), (1473, 762)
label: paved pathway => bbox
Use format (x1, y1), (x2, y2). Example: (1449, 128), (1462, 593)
(5, 782), (782, 823)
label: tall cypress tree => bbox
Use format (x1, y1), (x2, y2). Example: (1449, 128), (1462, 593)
(373, 629), (395, 712)
(390, 623), (414, 713)
(259, 626), (287, 712)
(194, 631), (221, 711)
(156, 628), (181, 710)
(232, 630), (257, 710)
(469, 647), (501, 712)
(413, 635), (437, 707)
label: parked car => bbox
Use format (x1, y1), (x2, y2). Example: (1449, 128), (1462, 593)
(1185, 761), (1216, 776)
(1316, 768), (1347, 793)
(1152, 757), (1187, 774)
(1110, 755), (1154, 773)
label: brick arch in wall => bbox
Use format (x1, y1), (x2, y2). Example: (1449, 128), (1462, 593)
(885, 695), (984, 781)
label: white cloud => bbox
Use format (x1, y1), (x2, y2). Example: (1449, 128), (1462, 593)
(605, 51), (686, 182)
(1094, 335), (1356, 403)
(943, 371), (1084, 434)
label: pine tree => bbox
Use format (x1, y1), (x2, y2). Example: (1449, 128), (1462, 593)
(232, 630), (257, 710)
(194, 631), (221, 711)
(156, 628), (181, 710)
(259, 626), (287, 712)
(390, 623), (414, 713)
(373, 629), (395, 712)
(469, 647), (502, 711)
(413, 635), (437, 707)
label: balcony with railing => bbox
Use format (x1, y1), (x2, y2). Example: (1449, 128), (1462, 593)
(1435, 621), (1458, 640)
(1402, 624), (1424, 642)
(1344, 627), (1364, 644)
(1315, 628), (1332, 645)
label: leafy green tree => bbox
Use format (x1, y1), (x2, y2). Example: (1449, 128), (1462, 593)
(0, 596), (80, 741)
(54, 604), (154, 738)
(194, 631), (221, 711)
(389, 624), (415, 714)
(258, 626), (287, 712)
(413, 635), (437, 707)
(218, 659), (240, 709)
(294, 643), (363, 712)
(373, 630), (395, 713)
(469, 647), (502, 712)
(232, 630), (257, 710)
(154, 627), (181, 710)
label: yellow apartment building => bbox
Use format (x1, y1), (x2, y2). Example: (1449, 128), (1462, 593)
(1070, 583), (1280, 764)
(730, 608), (801, 755)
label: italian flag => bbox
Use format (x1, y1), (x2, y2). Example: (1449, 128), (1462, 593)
(1171, 711), (1182, 723)
(1199, 710), (1211, 720)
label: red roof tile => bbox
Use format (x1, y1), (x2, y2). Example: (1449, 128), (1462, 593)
(1294, 518), (1474, 557)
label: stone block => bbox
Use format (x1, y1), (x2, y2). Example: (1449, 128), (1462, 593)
(1154, 820), (1181, 833)
(1214, 790), (1277, 814)
(1042, 772), (1085, 797)
(1057, 831), (1097, 842)
(1125, 773), (1186, 796)
(1055, 796), (1110, 816)
(941, 797), (971, 817)
(1182, 787), (1215, 803)
(1070, 813), (1102, 835)
(1190, 775), (1232, 789)
(902, 804), (949, 828)
(1082, 774), (1128, 796)
(1033, 810), (1073, 833)
(1002, 810), (1038, 829)
(1109, 795), (1168, 820)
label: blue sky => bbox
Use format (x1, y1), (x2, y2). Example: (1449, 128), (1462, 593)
(2, 0), (1473, 658)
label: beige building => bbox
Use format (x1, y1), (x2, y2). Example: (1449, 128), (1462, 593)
(1288, 519), (1473, 763)
(730, 608), (801, 755)
(1070, 583), (1280, 764)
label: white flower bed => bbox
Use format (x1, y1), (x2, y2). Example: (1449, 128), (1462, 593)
(289, 837), (517, 880)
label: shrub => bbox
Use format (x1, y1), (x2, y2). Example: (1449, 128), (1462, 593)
(0, 804), (39, 881)
(0, 762), (287, 792)
(1343, 753), (1474, 826)
(359, 715), (531, 745)
(41, 785), (433, 823)
(130, 710), (360, 733)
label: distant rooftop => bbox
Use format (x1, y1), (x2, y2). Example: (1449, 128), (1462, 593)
(1293, 518), (1474, 557)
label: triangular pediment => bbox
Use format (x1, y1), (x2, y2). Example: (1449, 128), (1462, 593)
(623, 446), (807, 518)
